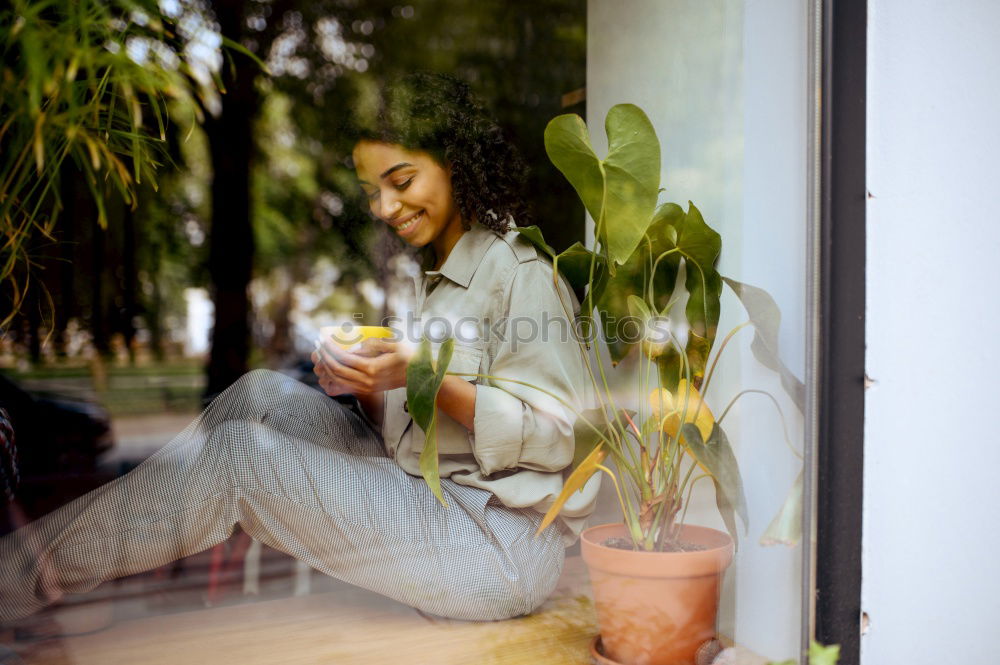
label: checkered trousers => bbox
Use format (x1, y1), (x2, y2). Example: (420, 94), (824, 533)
(0, 369), (566, 623)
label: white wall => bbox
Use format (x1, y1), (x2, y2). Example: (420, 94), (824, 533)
(863, 1), (1000, 663)
(587, 1), (808, 659)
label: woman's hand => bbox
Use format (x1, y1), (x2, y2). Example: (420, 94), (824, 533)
(311, 337), (410, 397)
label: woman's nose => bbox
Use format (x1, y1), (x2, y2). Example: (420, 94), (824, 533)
(378, 194), (403, 220)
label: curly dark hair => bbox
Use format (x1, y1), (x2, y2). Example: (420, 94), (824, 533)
(347, 72), (529, 235)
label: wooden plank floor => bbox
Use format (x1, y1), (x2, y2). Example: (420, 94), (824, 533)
(11, 557), (598, 665)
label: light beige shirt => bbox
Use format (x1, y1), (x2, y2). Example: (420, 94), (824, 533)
(379, 219), (601, 542)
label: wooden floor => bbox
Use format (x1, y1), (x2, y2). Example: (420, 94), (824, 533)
(8, 557), (599, 665)
(6, 551), (768, 665)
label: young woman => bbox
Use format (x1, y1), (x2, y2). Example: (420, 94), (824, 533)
(0, 73), (598, 623)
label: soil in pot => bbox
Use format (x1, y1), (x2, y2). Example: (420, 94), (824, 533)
(602, 537), (708, 553)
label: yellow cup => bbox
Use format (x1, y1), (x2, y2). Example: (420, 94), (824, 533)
(320, 324), (394, 349)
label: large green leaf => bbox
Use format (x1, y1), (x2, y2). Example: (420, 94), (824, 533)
(513, 226), (607, 304)
(544, 104), (660, 265)
(555, 241), (608, 294)
(515, 225), (557, 260)
(722, 277), (805, 414)
(655, 203), (722, 391)
(681, 422), (748, 547)
(592, 210), (682, 365)
(407, 337), (455, 506)
(543, 114), (604, 228)
(678, 203), (722, 339)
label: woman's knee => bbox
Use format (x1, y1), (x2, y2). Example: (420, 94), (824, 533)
(444, 549), (563, 620)
(442, 578), (544, 621)
(206, 369), (297, 424)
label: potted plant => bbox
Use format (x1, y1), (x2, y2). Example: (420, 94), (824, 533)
(409, 104), (804, 665)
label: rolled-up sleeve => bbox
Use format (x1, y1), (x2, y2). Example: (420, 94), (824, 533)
(472, 258), (592, 476)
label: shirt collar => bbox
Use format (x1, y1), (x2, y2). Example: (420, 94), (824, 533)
(420, 218), (510, 288)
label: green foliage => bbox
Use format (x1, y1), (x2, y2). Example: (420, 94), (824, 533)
(406, 103), (805, 551)
(407, 337), (455, 506)
(723, 277), (805, 412)
(513, 104), (804, 551)
(650, 201), (723, 390)
(761, 470), (803, 547)
(681, 422), (748, 547)
(543, 105), (660, 267)
(0, 0), (224, 329)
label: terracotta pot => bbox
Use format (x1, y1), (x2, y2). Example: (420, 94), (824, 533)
(581, 523), (734, 665)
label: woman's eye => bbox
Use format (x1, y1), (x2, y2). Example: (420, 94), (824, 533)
(394, 177), (414, 190)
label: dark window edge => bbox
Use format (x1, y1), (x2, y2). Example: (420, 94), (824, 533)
(814, 0), (867, 663)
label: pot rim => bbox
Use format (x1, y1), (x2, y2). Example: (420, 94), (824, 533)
(580, 522), (735, 578)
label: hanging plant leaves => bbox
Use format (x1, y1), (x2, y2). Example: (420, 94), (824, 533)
(407, 337), (455, 507)
(722, 277), (805, 414)
(681, 422), (748, 547)
(592, 207), (683, 365)
(655, 202), (722, 391)
(760, 470), (803, 547)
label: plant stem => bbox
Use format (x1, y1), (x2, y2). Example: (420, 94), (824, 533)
(595, 463), (634, 542)
(696, 320), (751, 424)
(648, 247), (682, 305)
(717, 388), (802, 460)
(677, 473), (710, 532)
(675, 450), (701, 509)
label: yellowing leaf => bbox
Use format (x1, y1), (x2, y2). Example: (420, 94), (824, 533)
(536, 444), (607, 535)
(648, 378), (714, 441)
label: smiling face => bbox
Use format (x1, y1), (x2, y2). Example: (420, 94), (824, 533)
(352, 140), (467, 265)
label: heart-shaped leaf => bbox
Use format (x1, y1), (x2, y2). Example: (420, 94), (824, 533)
(649, 379), (715, 443)
(544, 104), (661, 265)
